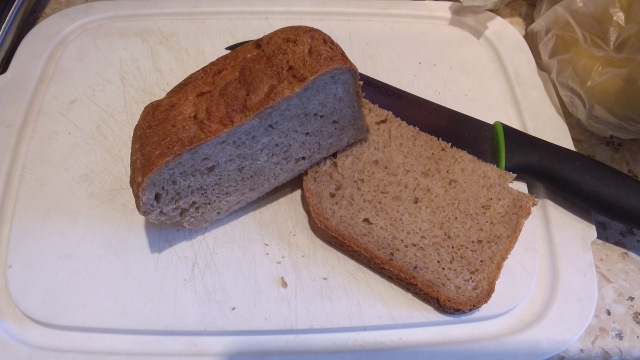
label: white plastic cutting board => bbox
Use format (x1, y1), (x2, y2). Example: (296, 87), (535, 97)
(0, 1), (597, 358)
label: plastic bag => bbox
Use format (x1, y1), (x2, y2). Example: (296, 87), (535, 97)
(526, 0), (640, 139)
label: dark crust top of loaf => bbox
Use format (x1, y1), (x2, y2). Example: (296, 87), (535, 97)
(130, 26), (358, 210)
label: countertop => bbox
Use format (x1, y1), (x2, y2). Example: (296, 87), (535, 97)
(17, 0), (640, 358)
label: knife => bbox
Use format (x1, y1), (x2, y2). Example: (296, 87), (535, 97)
(225, 41), (640, 228)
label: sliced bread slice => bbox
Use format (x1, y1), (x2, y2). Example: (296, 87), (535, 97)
(302, 100), (537, 313)
(130, 26), (367, 228)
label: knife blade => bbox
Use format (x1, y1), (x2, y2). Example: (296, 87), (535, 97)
(225, 41), (640, 228)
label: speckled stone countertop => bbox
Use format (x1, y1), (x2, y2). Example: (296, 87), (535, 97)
(33, 0), (640, 358)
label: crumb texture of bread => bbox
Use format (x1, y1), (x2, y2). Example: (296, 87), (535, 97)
(130, 26), (367, 228)
(302, 100), (537, 313)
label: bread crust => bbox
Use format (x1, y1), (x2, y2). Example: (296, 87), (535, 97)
(130, 26), (358, 211)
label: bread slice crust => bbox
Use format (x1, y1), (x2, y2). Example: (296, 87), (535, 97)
(302, 101), (537, 314)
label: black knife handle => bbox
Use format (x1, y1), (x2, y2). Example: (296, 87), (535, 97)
(502, 124), (640, 228)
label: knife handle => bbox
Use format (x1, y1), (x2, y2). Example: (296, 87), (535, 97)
(502, 124), (640, 228)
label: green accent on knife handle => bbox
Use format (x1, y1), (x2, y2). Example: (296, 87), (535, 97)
(493, 121), (505, 170)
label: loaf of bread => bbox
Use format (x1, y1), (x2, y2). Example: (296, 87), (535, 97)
(302, 100), (537, 313)
(130, 26), (367, 228)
